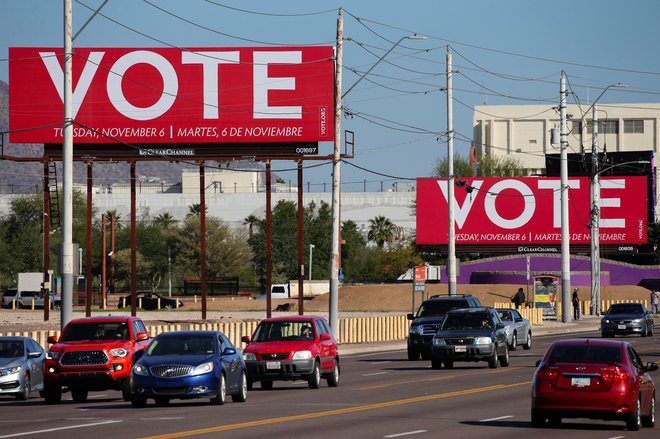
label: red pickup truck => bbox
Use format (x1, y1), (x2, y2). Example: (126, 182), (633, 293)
(43, 315), (151, 404)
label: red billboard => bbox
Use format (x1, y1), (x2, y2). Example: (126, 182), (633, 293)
(9, 47), (334, 144)
(416, 176), (647, 245)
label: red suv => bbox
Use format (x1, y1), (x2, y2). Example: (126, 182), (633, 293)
(44, 316), (151, 404)
(241, 315), (339, 390)
(532, 338), (657, 430)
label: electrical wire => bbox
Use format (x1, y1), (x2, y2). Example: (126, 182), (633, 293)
(201, 0), (337, 17)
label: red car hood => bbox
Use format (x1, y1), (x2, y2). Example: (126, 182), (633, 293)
(245, 340), (316, 354)
(52, 339), (131, 351)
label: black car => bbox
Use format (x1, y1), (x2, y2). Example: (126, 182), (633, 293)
(601, 302), (654, 337)
(118, 292), (184, 310)
(430, 307), (509, 369)
(407, 294), (482, 360)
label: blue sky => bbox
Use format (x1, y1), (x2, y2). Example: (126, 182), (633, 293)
(2, 0), (659, 191)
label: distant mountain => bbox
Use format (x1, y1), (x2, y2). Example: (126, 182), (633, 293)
(0, 80), (265, 195)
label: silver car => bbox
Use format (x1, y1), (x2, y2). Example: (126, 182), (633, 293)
(496, 308), (532, 351)
(0, 336), (45, 400)
(601, 302), (654, 337)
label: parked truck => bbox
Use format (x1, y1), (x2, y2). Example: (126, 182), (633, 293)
(270, 280), (330, 299)
(0, 272), (61, 310)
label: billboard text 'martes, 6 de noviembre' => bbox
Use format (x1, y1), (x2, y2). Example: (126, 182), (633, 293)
(9, 47), (334, 144)
(416, 176), (647, 245)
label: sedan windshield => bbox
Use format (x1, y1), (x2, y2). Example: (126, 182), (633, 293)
(0, 340), (24, 357)
(253, 321), (315, 342)
(147, 335), (216, 356)
(548, 344), (622, 363)
(607, 304), (644, 315)
(442, 313), (493, 330)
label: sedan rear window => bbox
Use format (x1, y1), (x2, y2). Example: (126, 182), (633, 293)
(548, 344), (622, 364)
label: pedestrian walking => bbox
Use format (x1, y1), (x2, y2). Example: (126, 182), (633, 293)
(651, 289), (660, 314)
(572, 288), (580, 320)
(511, 287), (525, 309)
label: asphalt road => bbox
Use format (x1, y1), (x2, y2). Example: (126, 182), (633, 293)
(1, 328), (659, 439)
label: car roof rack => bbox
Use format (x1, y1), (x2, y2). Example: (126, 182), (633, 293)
(428, 294), (472, 299)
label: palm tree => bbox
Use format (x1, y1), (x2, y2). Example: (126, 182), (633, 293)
(153, 212), (177, 229)
(105, 209), (124, 229)
(367, 215), (396, 249)
(186, 203), (207, 218)
(243, 214), (260, 238)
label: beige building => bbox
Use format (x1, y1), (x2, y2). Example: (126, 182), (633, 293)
(473, 103), (660, 216)
(181, 170), (261, 194)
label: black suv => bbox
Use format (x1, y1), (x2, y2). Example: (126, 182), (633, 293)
(407, 294), (482, 360)
(430, 307), (509, 369)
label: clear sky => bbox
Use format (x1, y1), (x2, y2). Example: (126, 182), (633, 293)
(2, 0), (659, 191)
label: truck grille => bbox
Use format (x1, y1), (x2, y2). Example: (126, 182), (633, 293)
(421, 324), (442, 335)
(445, 338), (475, 345)
(151, 365), (193, 378)
(61, 350), (108, 366)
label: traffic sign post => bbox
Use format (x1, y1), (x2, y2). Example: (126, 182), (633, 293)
(412, 266), (426, 314)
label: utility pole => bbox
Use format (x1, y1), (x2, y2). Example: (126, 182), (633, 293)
(329, 8), (343, 335)
(590, 104), (601, 315)
(560, 71), (572, 323)
(446, 46), (457, 296)
(61, 0), (74, 329)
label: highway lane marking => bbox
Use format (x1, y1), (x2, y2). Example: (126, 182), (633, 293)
(606, 436), (625, 439)
(384, 430), (428, 438)
(0, 420), (122, 438)
(355, 367), (525, 391)
(139, 381), (532, 439)
(142, 418), (187, 421)
(353, 350), (406, 358)
(363, 372), (388, 377)
(370, 361), (392, 365)
(479, 415), (513, 422)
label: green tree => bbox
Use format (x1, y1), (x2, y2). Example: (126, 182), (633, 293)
(368, 215), (396, 249)
(340, 220), (367, 279)
(243, 214), (259, 239)
(433, 153), (525, 178)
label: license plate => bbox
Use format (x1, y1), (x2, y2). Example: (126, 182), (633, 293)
(454, 345), (467, 353)
(266, 361), (281, 370)
(571, 377), (590, 387)
(618, 324), (626, 329)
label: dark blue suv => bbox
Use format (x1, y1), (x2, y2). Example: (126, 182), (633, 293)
(407, 294), (482, 360)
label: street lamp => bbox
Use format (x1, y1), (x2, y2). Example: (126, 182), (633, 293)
(342, 33), (427, 98)
(587, 83), (627, 316)
(309, 244), (315, 281)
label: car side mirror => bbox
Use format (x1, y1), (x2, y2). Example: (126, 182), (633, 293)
(136, 332), (149, 341)
(407, 313), (414, 320)
(320, 333), (332, 341)
(496, 322), (505, 330)
(222, 347), (237, 356)
(535, 360), (541, 367)
(47, 335), (57, 344)
(241, 335), (251, 344)
(515, 318), (523, 323)
(646, 361), (659, 372)
(28, 351), (41, 359)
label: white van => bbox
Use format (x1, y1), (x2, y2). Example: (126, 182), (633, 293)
(270, 284), (290, 299)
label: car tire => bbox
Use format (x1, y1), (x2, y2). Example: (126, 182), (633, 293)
(641, 395), (655, 428)
(131, 398), (147, 408)
(17, 374), (30, 401)
(121, 378), (132, 402)
(641, 325), (648, 337)
(407, 348), (420, 361)
(649, 324), (654, 337)
(510, 332), (517, 351)
(246, 376), (253, 391)
(444, 360), (454, 369)
(44, 382), (62, 405)
(627, 396), (641, 431)
(431, 357), (443, 370)
(261, 380), (273, 390)
(71, 388), (88, 403)
(531, 409), (546, 428)
(308, 360), (321, 389)
(420, 352), (431, 361)
(548, 417), (561, 428)
(232, 371), (248, 403)
(488, 348), (499, 369)
(499, 344), (510, 367)
(326, 360), (340, 387)
(210, 373), (226, 405)
(523, 331), (532, 350)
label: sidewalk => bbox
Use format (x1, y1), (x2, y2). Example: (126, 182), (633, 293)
(339, 314), (603, 355)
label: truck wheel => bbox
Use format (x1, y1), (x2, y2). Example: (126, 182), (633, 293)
(71, 388), (88, 403)
(488, 349), (499, 369)
(326, 360), (340, 387)
(431, 357), (443, 369)
(44, 382), (62, 405)
(407, 348), (419, 361)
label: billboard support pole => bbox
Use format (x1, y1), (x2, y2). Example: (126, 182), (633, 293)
(559, 71), (572, 323)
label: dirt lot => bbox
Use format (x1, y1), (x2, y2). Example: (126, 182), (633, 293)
(0, 283), (650, 333)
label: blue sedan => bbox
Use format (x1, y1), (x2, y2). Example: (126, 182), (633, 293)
(130, 330), (247, 407)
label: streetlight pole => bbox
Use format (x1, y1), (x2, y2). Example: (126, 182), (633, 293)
(309, 244), (315, 281)
(446, 46), (456, 296)
(560, 71), (571, 323)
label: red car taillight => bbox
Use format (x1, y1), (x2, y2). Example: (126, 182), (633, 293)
(601, 366), (628, 382)
(536, 365), (559, 380)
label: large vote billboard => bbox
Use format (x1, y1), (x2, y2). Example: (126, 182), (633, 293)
(9, 47), (334, 144)
(416, 176), (647, 245)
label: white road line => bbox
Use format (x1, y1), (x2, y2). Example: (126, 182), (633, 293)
(384, 430), (428, 438)
(141, 417), (186, 421)
(370, 361), (391, 365)
(87, 394), (108, 399)
(606, 436), (625, 439)
(0, 420), (122, 438)
(363, 371), (388, 377)
(479, 415), (514, 422)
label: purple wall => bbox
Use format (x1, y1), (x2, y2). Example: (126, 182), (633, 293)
(440, 254), (660, 286)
